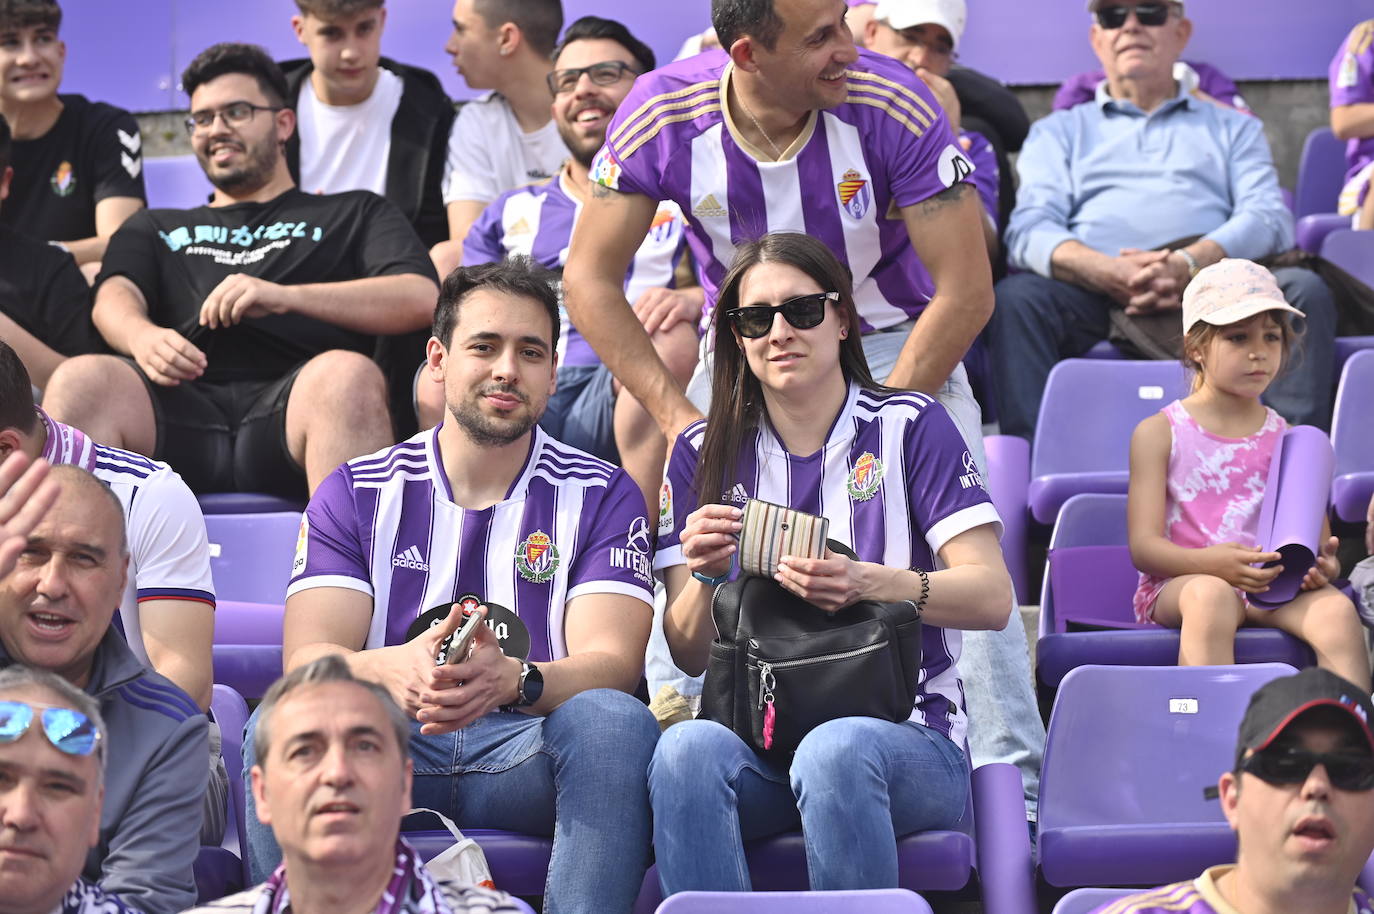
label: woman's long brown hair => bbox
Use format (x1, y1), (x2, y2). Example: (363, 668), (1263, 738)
(694, 233), (890, 508)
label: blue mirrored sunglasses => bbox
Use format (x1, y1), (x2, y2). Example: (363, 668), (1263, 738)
(0, 700), (102, 757)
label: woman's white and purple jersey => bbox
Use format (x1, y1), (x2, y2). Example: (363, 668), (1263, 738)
(655, 383), (1003, 747)
(590, 48), (976, 332)
(287, 426), (654, 662)
(462, 169), (690, 367)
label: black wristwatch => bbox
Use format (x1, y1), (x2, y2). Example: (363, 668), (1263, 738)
(516, 661), (544, 707)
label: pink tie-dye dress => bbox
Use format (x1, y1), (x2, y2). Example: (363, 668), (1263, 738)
(1133, 399), (1287, 623)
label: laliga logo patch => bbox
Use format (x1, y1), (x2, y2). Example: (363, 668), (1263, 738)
(837, 168), (871, 220)
(515, 531), (560, 583)
(937, 144), (974, 188)
(590, 147), (621, 191)
(846, 451), (885, 501)
(658, 481), (674, 536)
(291, 516), (309, 577)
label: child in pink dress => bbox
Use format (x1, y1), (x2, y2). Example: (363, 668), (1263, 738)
(1126, 259), (1369, 688)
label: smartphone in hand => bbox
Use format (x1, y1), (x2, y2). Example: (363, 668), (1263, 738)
(436, 608), (486, 666)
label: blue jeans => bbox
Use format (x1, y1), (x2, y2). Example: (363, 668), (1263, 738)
(647, 717), (968, 893)
(244, 689), (659, 914)
(990, 267), (1338, 440)
(677, 328), (1045, 817)
(539, 363), (617, 462)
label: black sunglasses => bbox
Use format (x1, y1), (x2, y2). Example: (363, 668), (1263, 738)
(725, 291), (838, 339)
(1241, 746), (1374, 792)
(547, 60), (640, 96)
(1094, 2), (1177, 28)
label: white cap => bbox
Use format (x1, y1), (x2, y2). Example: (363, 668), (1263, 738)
(872, 0), (967, 50)
(1181, 259), (1304, 334)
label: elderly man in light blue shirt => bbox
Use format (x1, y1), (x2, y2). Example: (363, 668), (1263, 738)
(991, 0), (1334, 439)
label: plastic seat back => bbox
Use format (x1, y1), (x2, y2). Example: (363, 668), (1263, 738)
(1052, 888), (1136, 914)
(205, 511), (302, 605)
(1041, 495), (1143, 634)
(655, 889), (934, 914)
(1332, 350), (1374, 522)
(1029, 361), (1186, 525)
(1038, 664), (1294, 886)
(1322, 230), (1374, 289)
(1295, 127), (1346, 218)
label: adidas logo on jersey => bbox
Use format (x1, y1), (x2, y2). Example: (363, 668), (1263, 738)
(392, 546), (429, 572)
(693, 194), (727, 219)
(729, 483), (749, 504)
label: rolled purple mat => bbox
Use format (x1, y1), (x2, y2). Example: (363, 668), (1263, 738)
(1250, 426), (1334, 609)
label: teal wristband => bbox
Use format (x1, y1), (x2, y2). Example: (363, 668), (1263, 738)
(692, 561), (732, 587)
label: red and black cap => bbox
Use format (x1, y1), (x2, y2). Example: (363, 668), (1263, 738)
(1234, 668), (1374, 770)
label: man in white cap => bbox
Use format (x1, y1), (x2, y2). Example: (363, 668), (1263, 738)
(992, 0), (1336, 439)
(864, 0), (999, 252)
(864, 0), (1027, 234)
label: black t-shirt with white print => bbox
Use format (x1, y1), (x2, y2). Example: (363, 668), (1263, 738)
(96, 188), (434, 384)
(0, 94), (146, 243)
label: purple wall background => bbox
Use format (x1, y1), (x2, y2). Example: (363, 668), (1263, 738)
(60, 0), (1374, 111)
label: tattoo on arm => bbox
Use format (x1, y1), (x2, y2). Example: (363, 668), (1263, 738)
(916, 181), (972, 217)
(591, 182), (613, 199)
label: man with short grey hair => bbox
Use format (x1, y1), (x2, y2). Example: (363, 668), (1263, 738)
(993, 0), (1336, 438)
(184, 655), (519, 914)
(0, 664), (142, 914)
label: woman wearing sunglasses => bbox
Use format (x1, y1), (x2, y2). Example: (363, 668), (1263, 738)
(648, 233), (1013, 893)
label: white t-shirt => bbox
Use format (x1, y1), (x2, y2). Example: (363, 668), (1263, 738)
(297, 68), (403, 196)
(442, 91), (568, 205)
(38, 410), (216, 669)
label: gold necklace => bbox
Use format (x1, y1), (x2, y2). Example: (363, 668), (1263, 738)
(735, 86), (784, 160)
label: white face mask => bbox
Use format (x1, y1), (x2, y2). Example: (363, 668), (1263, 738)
(412, 807), (496, 889)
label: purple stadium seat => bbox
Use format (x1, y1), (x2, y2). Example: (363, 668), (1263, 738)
(205, 511), (301, 605)
(211, 645), (282, 701)
(654, 889), (934, 913)
(198, 493), (306, 514)
(1295, 127), (1346, 219)
(1052, 888), (1135, 914)
(985, 434), (1030, 603)
(1296, 213), (1350, 254)
(1322, 230), (1374, 289)
(1082, 341), (1128, 360)
(1038, 663), (1295, 888)
(1035, 495), (1315, 692)
(212, 685), (250, 875)
(1029, 360), (1188, 525)
(1335, 337), (1374, 376)
(205, 512), (296, 697)
(144, 154), (212, 210)
(630, 763), (1035, 914)
(1331, 350), (1374, 524)
(195, 684), (251, 901)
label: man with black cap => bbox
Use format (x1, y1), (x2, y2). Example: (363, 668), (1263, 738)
(1091, 668), (1374, 914)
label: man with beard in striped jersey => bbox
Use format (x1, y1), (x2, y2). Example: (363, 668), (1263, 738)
(251, 258), (659, 914)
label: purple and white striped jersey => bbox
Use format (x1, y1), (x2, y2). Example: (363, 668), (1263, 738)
(288, 425), (654, 662)
(1088, 866), (1374, 914)
(591, 49), (975, 332)
(463, 168), (689, 367)
(655, 383), (1002, 747)
(38, 408), (216, 669)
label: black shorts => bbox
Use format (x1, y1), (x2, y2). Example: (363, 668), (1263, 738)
(124, 358), (308, 497)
